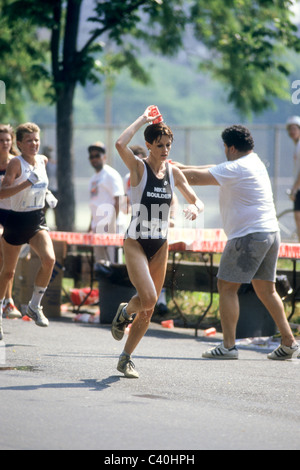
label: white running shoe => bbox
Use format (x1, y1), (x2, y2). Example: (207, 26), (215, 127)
(267, 343), (299, 360)
(202, 342), (239, 360)
(26, 304), (49, 327)
(111, 303), (132, 341)
(117, 354), (139, 379)
(3, 303), (22, 319)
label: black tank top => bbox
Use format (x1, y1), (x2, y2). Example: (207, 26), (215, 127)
(126, 160), (173, 241)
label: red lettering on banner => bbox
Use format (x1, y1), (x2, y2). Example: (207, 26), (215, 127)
(279, 243), (300, 259)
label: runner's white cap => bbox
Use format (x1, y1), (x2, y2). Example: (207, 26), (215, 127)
(286, 116), (300, 128)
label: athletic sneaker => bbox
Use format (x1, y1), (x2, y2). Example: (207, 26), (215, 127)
(267, 342), (300, 361)
(0, 318), (3, 341)
(117, 354), (139, 379)
(111, 303), (132, 341)
(26, 304), (49, 327)
(3, 303), (22, 319)
(202, 343), (239, 360)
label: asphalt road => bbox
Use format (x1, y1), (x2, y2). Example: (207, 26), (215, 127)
(0, 316), (299, 451)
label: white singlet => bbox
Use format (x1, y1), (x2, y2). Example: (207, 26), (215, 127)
(10, 155), (48, 212)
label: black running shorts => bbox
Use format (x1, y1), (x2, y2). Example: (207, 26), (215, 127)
(0, 208), (11, 227)
(3, 209), (49, 245)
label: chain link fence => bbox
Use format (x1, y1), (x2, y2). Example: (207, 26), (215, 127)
(40, 123), (296, 240)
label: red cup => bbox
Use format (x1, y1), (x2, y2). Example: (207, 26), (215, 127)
(161, 320), (174, 329)
(148, 105), (163, 124)
(204, 327), (216, 337)
(22, 315), (32, 322)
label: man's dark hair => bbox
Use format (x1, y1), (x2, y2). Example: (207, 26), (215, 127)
(221, 125), (254, 152)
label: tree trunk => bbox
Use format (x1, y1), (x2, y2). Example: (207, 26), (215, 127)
(55, 83), (76, 231)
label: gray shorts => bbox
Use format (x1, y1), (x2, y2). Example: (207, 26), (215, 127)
(218, 231), (280, 284)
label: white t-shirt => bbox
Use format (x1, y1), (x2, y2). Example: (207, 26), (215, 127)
(89, 164), (124, 232)
(209, 152), (279, 240)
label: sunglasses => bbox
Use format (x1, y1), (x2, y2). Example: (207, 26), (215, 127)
(89, 153), (104, 160)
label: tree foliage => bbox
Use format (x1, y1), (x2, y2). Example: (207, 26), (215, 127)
(1, 0), (300, 120)
(0, 0), (50, 121)
(190, 0), (300, 115)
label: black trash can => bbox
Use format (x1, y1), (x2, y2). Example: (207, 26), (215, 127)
(95, 262), (136, 325)
(237, 284), (277, 339)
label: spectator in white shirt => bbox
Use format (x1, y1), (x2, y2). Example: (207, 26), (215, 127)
(88, 141), (124, 262)
(180, 125), (299, 361)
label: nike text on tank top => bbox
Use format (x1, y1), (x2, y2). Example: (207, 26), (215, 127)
(126, 160), (174, 240)
(10, 155), (48, 212)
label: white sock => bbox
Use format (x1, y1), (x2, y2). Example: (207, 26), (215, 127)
(4, 298), (14, 307)
(120, 350), (131, 358)
(122, 305), (131, 319)
(30, 286), (47, 309)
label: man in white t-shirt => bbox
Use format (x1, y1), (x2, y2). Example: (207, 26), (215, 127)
(88, 141), (124, 262)
(286, 116), (300, 241)
(181, 125), (299, 361)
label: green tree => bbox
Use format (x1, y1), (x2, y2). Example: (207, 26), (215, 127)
(1, 0), (299, 229)
(191, 0), (300, 115)
(0, 1), (49, 122)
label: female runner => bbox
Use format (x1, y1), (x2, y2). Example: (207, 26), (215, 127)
(111, 107), (204, 378)
(0, 124), (22, 320)
(0, 123), (55, 341)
